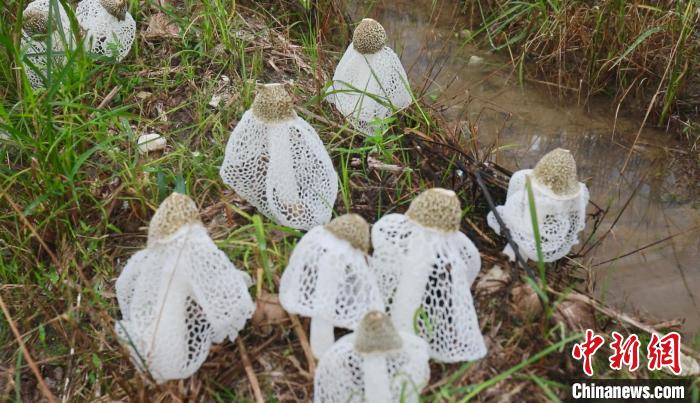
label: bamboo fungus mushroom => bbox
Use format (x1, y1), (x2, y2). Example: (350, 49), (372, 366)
(328, 18), (412, 134)
(371, 188), (487, 362)
(21, 0), (74, 88)
(314, 311), (430, 403)
(114, 192), (255, 383)
(279, 214), (384, 358)
(76, 0), (136, 61)
(487, 148), (589, 262)
(220, 83), (338, 230)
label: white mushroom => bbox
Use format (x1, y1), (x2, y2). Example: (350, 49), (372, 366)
(279, 214), (384, 358)
(327, 18), (412, 134)
(371, 188), (487, 363)
(21, 0), (75, 89)
(114, 192), (255, 383)
(220, 83), (338, 230)
(487, 148), (589, 262)
(76, 0), (136, 61)
(314, 311), (430, 403)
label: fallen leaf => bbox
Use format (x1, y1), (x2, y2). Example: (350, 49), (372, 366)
(252, 293), (287, 327)
(143, 13), (180, 40)
(553, 297), (596, 331)
(510, 283), (543, 320)
(476, 264), (510, 295)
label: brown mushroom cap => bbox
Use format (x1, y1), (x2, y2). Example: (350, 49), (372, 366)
(251, 83), (296, 123)
(100, 0), (128, 20)
(352, 18), (386, 54)
(147, 192), (201, 245)
(354, 311), (402, 353)
(532, 148), (579, 196)
(23, 8), (49, 37)
(405, 188), (461, 232)
(324, 213), (370, 253)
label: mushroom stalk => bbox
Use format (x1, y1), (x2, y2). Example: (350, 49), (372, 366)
(267, 122), (301, 207)
(390, 237), (431, 331)
(362, 353), (392, 403)
(310, 317), (335, 359)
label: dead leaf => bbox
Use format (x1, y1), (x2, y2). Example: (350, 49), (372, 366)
(553, 297), (596, 331)
(252, 293), (287, 327)
(510, 283), (543, 320)
(143, 13), (180, 40)
(476, 265), (510, 295)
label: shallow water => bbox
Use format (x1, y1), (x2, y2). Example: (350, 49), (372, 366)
(351, 0), (700, 339)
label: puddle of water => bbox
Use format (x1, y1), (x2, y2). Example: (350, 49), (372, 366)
(351, 0), (700, 339)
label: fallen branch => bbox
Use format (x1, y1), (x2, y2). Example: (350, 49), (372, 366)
(548, 287), (700, 361)
(236, 338), (265, 403)
(289, 313), (316, 377)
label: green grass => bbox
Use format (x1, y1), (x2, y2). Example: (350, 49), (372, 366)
(1, 0), (698, 401)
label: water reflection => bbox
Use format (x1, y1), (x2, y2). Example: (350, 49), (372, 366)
(351, 0), (700, 338)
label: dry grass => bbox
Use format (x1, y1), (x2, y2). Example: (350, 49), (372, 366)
(465, 0), (700, 146)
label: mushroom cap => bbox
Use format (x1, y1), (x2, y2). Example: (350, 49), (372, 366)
(23, 8), (49, 37)
(147, 192), (201, 245)
(532, 148), (579, 196)
(251, 83), (296, 123)
(405, 188), (461, 232)
(100, 0), (127, 20)
(354, 311), (402, 353)
(352, 18), (386, 54)
(324, 214), (370, 253)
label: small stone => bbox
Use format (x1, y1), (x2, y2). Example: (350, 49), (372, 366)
(468, 55), (484, 66)
(137, 133), (166, 153)
(209, 94), (222, 109)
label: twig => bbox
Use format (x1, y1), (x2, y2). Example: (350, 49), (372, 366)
(465, 216), (496, 246)
(0, 294), (57, 403)
(289, 313), (316, 376)
(96, 85), (121, 110)
(547, 288), (700, 360)
(473, 170), (538, 283)
(236, 338), (264, 403)
(591, 225), (699, 267)
(580, 169), (648, 256)
(2, 193), (63, 273)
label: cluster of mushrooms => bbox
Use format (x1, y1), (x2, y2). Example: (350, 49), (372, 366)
(20, 0), (135, 88)
(20, 7), (590, 401)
